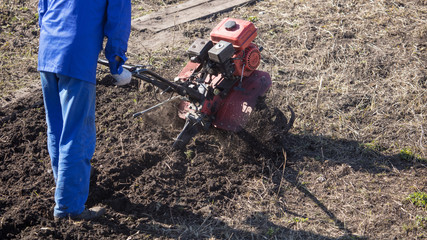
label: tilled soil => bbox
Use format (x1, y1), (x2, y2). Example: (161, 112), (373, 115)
(1, 75), (425, 240)
(0, 75), (293, 239)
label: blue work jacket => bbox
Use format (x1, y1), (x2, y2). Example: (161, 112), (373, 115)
(37, 0), (131, 84)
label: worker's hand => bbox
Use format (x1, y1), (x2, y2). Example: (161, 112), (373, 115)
(112, 68), (132, 86)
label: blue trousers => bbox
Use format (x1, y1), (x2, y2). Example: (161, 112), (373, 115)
(40, 72), (96, 218)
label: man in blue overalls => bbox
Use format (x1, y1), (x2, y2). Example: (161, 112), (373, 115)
(38, 0), (132, 220)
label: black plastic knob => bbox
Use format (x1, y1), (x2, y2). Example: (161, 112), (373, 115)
(224, 20), (237, 30)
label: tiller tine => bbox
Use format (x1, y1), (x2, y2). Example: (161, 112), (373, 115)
(276, 106), (295, 134)
(172, 117), (201, 149)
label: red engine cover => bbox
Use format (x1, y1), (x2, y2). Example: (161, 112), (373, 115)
(210, 18), (257, 51)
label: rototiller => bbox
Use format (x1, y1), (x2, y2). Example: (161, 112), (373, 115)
(99, 18), (291, 149)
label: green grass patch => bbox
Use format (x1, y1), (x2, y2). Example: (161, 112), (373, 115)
(247, 16), (259, 22)
(184, 149), (194, 160)
(292, 217), (308, 223)
(406, 192), (427, 209)
(402, 215), (427, 234)
(360, 140), (385, 156)
(399, 148), (426, 163)
(415, 215), (427, 229)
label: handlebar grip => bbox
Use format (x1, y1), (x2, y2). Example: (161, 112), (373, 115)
(97, 58), (109, 67)
(97, 58), (135, 71)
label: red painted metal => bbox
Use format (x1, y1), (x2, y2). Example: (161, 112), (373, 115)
(177, 18), (270, 133)
(210, 18), (257, 51)
(213, 70), (271, 131)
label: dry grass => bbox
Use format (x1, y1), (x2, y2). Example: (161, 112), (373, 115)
(247, 0), (427, 158)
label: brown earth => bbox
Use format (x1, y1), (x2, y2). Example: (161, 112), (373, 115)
(1, 0), (426, 239)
